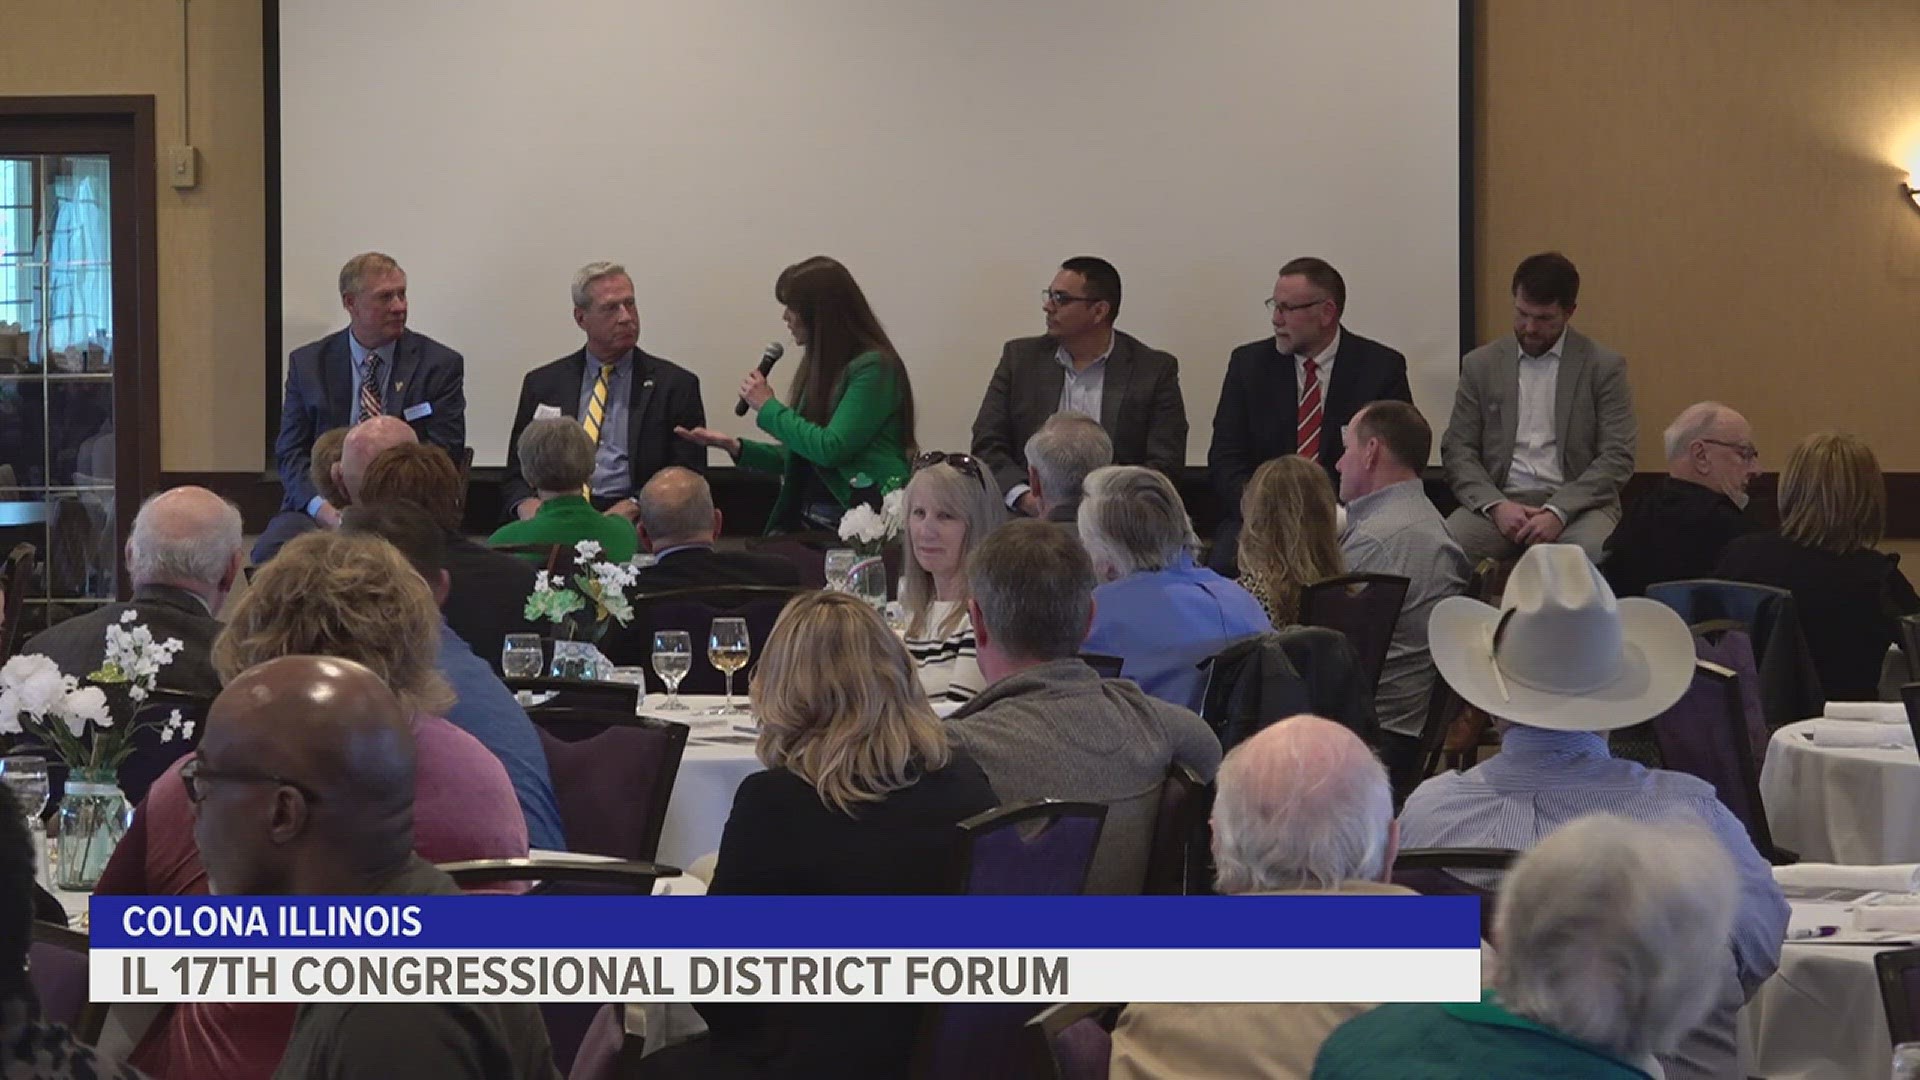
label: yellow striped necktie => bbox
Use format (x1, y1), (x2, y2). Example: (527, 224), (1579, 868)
(580, 363), (613, 498)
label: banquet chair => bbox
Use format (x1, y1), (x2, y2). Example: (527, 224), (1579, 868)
(507, 676), (641, 714)
(743, 536), (829, 588)
(1079, 654), (1125, 679)
(615, 585), (808, 695)
(439, 857), (669, 1076)
(1646, 578), (1824, 729)
(1141, 765), (1210, 896)
(1299, 573), (1410, 696)
(30, 921), (101, 1044)
(1903, 617), (1920, 683)
(1877, 946), (1920, 1045)
(1901, 683), (1920, 753)
(1415, 670), (1467, 789)
(529, 711), (688, 862)
(912, 802), (1109, 1080)
(1023, 1002), (1120, 1080)
(1391, 848), (1518, 938)
(1648, 659), (1796, 865)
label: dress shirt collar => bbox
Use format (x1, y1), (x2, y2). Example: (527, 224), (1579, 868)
(1283, 327), (1341, 368)
(1054, 330), (1115, 372)
(1344, 477), (1425, 522)
(347, 333), (395, 378)
(1519, 328), (1567, 363)
(584, 346), (633, 374)
(1480, 723), (1612, 775)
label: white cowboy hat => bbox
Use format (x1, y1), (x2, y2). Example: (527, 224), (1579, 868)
(1429, 544), (1695, 732)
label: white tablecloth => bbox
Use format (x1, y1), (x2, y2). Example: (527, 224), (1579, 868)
(644, 695), (761, 870)
(1762, 719), (1920, 864)
(1740, 897), (1907, 1079)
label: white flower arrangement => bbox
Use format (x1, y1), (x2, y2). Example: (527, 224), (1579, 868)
(0, 611), (186, 771)
(523, 539), (642, 634)
(838, 487), (905, 554)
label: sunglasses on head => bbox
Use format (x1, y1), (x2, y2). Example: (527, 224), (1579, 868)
(912, 451), (984, 483)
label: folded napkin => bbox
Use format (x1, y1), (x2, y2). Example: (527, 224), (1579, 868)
(1774, 862), (1920, 893)
(1824, 702), (1910, 725)
(1853, 894), (1920, 934)
(1803, 719), (1915, 749)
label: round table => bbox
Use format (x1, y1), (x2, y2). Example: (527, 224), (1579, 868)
(643, 695), (761, 869)
(1740, 898), (1901, 1079)
(1760, 720), (1920, 865)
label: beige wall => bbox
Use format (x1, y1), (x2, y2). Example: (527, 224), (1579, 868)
(0, 0), (264, 473)
(1475, 0), (1920, 470)
(9, 2), (1920, 476)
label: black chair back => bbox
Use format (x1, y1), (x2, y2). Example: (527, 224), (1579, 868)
(1299, 573), (1410, 694)
(1646, 578), (1825, 727)
(1079, 654), (1125, 679)
(1415, 671), (1465, 787)
(743, 537), (830, 589)
(1649, 659), (1792, 863)
(1878, 946), (1920, 1046)
(506, 677), (640, 713)
(614, 585), (807, 694)
(1902, 616), (1920, 682)
(1023, 1002), (1119, 1080)
(528, 709), (688, 862)
(1141, 765), (1210, 896)
(1902, 684), (1920, 760)
(0, 543), (35, 661)
(1391, 848), (1518, 938)
(30, 921), (100, 1043)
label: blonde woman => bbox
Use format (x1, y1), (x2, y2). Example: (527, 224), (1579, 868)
(1234, 454), (1344, 625)
(899, 451), (1006, 702)
(1716, 432), (1920, 699)
(697, 591), (996, 1077)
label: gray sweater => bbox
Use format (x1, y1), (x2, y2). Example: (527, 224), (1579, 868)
(946, 659), (1223, 894)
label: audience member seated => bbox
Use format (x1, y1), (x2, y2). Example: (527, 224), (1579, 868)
(1714, 431), (1919, 700)
(1602, 401), (1762, 598)
(1023, 411), (1112, 526)
(488, 415), (637, 563)
(628, 467), (801, 591)
(192, 656), (560, 1079)
(342, 503), (566, 851)
(25, 486), (240, 696)
(1110, 715), (1412, 1079)
(333, 414), (418, 507)
(947, 519), (1221, 893)
(679, 591), (996, 1078)
(1314, 814), (1737, 1079)
(98, 530), (529, 1080)
(1334, 402), (1469, 791)
(249, 427), (345, 566)
(1078, 465), (1270, 711)
(1401, 543), (1788, 1080)
(356, 441), (538, 673)
(901, 452), (1005, 703)
(1440, 252), (1635, 562)
(1233, 454), (1343, 626)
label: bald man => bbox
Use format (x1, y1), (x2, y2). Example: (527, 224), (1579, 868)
(25, 485), (242, 695)
(330, 415), (420, 517)
(1601, 401), (1763, 597)
(192, 656), (561, 1079)
(629, 467), (802, 591)
(1108, 716), (1417, 1080)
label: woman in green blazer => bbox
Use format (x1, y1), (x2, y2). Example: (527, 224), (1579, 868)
(677, 256), (916, 532)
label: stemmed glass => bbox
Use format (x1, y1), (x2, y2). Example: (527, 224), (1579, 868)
(0, 756), (50, 881)
(708, 617), (751, 714)
(651, 629), (692, 711)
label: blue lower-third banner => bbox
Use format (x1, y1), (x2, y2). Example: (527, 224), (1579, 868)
(89, 895), (1482, 1004)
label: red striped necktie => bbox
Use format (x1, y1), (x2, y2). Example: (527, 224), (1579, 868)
(1297, 356), (1323, 459)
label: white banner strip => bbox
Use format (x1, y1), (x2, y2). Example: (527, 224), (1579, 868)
(91, 948), (1481, 1004)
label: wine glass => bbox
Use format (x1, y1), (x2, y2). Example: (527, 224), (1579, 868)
(0, 755), (49, 824)
(651, 629), (693, 711)
(501, 634), (544, 679)
(824, 548), (858, 592)
(708, 617), (751, 714)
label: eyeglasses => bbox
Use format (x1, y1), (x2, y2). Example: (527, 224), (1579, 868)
(1265, 297), (1329, 315)
(912, 451), (985, 482)
(1041, 289), (1100, 306)
(181, 758), (323, 805)
(1701, 439), (1760, 463)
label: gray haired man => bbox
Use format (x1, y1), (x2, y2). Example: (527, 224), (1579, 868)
(1024, 411), (1112, 525)
(23, 486), (242, 695)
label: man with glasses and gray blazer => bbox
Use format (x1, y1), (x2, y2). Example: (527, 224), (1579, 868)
(970, 257), (1187, 516)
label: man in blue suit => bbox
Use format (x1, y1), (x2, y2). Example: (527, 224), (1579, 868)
(274, 252), (466, 524)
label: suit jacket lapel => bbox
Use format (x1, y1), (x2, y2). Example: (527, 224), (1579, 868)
(628, 350), (657, 461)
(388, 331), (422, 409)
(557, 350), (590, 414)
(1098, 331), (1133, 432)
(321, 331), (353, 426)
(1326, 329), (1363, 423)
(1494, 343), (1520, 459)
(1552, 332), (1586, 456)
(1032, 340), (1067, 420)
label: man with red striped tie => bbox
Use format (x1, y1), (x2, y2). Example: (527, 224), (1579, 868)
(1206, 257), (1411, 575)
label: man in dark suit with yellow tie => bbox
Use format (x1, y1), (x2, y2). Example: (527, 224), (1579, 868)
(498, 262), (706, 524)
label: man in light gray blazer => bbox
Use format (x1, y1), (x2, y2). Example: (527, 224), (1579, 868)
(970, 256), (1187, 514)
(1440, 253), (1636, 562)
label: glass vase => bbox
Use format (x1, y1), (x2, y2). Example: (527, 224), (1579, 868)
(54, 767), (128, 890)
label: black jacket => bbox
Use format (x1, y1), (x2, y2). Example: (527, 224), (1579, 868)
(632, 547), (804, 593)
(23, 585), (224, 696)
(441, 533), (539, 672)
(1602, 477), (1760, 598)
(1200, 627), (1377, 752)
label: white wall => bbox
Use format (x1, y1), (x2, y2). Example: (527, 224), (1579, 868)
(280, 0), (1460, 466)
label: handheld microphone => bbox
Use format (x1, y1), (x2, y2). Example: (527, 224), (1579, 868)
(735, 342), (786, 416)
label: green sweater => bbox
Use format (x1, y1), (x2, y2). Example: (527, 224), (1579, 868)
(736, 351), (911, 532)
(1312, 993), (1654, 1079)
(487, 494), (638, 563)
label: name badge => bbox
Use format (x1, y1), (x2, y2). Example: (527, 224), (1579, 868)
(533, 403), (564, 420)
(403, 402), (433, 422)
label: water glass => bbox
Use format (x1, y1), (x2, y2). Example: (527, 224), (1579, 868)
(652, 630), (693, 711)
(708, 617), (751, 714)
(848, 554), (889, 609)
(825, 548), (859, 592)
(501, 634), (544, 679)
(606, 666), (648, 713)
(0, 755), (50, 822)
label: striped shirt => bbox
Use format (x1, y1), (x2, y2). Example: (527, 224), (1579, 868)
(905, 599), (983, 703)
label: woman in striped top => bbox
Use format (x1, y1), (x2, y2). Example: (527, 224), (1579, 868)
(900, 452), (1005, 703)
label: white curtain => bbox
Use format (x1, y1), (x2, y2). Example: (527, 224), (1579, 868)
(43, 157), (111, 360)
